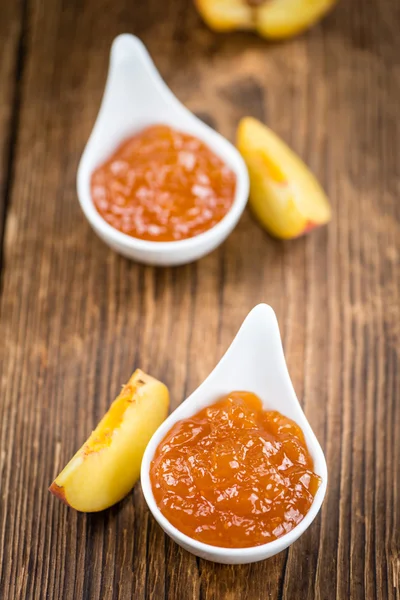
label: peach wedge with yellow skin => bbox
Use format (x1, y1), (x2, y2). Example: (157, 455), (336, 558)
(49, 370), (169, 512)
(194, 0), (253, 32)
(195, 0), (336, 39)
(256, 0), (337, 39)
(236, 117), (331, 239)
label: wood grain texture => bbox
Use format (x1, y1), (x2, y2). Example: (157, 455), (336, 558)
(0, 0), (399, 599)
(0, 0), (26, 272)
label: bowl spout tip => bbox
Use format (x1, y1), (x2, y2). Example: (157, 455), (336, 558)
(247, 303), (277, 324)
(111, 34), (149, 65)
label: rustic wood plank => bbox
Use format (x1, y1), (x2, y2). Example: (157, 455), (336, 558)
(0, 0), (26, 272)
(0, 0), (399, 599)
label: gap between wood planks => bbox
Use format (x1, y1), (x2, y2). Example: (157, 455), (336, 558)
(0, 0), (29, 297)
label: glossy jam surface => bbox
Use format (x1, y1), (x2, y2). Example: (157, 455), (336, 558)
(91, 125), (236, 242)
(150, 392), (321, 548)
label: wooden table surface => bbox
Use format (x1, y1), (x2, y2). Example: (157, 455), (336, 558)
(0, 1), (399, 598)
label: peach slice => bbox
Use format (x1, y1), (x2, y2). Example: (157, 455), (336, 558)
(49, 370), (169, 512)
(236, 117), (331, 239)
(194, 0), (253, 32)
(195, 0), (336, 39)
(255, 0), (337, 39)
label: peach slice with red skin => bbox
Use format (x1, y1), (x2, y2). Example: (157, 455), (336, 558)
(236, 117), (331, 239)
(195, 0), (337, 39)
(49, 369), (169, 512)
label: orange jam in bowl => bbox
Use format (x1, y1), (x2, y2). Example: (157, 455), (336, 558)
(150, 392), (321, 549)
(91, 125), (236, 242)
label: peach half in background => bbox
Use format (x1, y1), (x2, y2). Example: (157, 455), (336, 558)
(195, 0), (337, 39)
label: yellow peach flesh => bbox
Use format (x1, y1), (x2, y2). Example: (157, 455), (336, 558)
(49, 370), (169, 512)
(236, 117), (331, 239)
(256, 0), (337, 39)
(195, 0), (253, 31)
(195, 0), (336, 39)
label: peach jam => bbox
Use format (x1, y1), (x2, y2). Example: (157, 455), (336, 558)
(91, 125), (236, 242)
(150, 392), (321, 548)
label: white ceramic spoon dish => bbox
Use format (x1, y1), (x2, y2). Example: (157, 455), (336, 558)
(141, 304), (327, 564)
(77, 34), (249, 266)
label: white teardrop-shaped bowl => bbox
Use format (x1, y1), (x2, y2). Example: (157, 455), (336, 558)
(141, 304), (328, 564)
(77, 34), (249, 266)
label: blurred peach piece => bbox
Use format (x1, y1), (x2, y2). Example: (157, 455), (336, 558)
(195, 0), (337, 39)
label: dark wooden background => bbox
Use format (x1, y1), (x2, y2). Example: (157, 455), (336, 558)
(0, 0), (399, 598)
